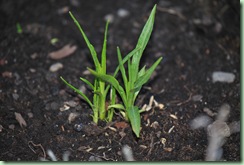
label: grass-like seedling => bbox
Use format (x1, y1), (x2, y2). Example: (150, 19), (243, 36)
(88, 5), (162, 137)
(60, 12), (113, 124)
(16, 22), (22, 34)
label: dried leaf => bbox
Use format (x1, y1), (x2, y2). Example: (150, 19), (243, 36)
(14, 112), (27, 128)
(114, 121), (129, 129)
(49, 44), (77, 60)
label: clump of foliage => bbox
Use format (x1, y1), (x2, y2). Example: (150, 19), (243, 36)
(61, 4), (162, 137)
(60, 13), (113, 124)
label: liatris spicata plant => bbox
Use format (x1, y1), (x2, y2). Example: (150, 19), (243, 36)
(60, 12), (113, 124)
(89, 5), (162, 137)
(61, 4), (162, 137)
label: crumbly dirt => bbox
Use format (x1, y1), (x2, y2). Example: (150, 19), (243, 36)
(0, 0), (240, 161)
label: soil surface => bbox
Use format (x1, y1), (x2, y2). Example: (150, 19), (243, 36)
(0, 0), (240, 161)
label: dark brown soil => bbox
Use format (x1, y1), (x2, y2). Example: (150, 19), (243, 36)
(0, 0), (240, 161)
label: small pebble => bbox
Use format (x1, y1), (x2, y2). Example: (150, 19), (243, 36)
(217, 104), (230, 122)
(68, 112), (79, 124)
(156, 131), (161, 138)
(212, 71), (235, 83)
(50, 102), (59, 110)
(117, 8), (130, 18)
(2, 71), (12, 78)
(27, 112), (34, 118)
(190, 115), (212, 129)
(228, 121), (240, 134)
(29, 68), (36, 73)
(88, 155), (102, 161)
(0, 125), (3, 132)
(64, 100), (78, 107)
(192, 94), (203, 102)
(207, 120), (230, 137)
(30, 53), (38, 59)
(122, 145), (135, 161)
(74, 123), (83, 132)
(70, 0), (80, 7)
(9, 124), (15, 130)
(150, 121), (159, 129)
(49, 62), (63, 72)
(12, 93), (19, 100)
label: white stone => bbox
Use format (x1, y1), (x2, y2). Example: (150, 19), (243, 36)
(212, 71), (235, 83)
(49, 62), (63, 72)
(190, 115), (212, 129)
(117, 9), (129, 18)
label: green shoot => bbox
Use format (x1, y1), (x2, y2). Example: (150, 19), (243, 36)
(60, 12), (112, 123)
(50, 38), (59, 45)
(88, 5), (162, 137)
(16, 23), (22, 34)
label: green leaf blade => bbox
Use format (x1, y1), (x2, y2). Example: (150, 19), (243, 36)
(134, 57), (162, 89)
(108, 104), (125, 110)
(117, 47), (128, 87)
(101, 21), (109, 73)
(113, 47), (141, 77)
(127, 106), (141, 137)
(80, 77), (94, 89)
(69, 11), (101, 70)
(60, 76), (93, 108)
(131, 4), (157, 80)
(87, 68), (126, 101)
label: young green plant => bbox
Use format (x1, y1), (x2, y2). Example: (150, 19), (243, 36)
(60, 12), (113, 124)
(88, 5), (162, 137)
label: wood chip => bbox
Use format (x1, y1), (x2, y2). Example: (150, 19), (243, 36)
(168, 126), (175, 134)
(160, 138), (166, 145)
(139, 145), (147, 149)
(203, 107), (217, 117)
(97, 146), (105, 150)
(108, 126), (117, 132)
(48, 44), (77, 60)
(164, 147), (173, 152)
(158, 103), (164, 110)
(60, 104), (70, 111)
(150, 121), (159, 129)
(149, 95), (154, 107)
(14, 112), (27, 128)
(0, 125), (3, 132)
(170, 114), (178, 120)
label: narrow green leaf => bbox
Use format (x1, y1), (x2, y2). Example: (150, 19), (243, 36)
(108, 104), (125, 110)
(138, 65), (146, 78)
(127, 106), (141, 137)
(69, 11), (101, 70)
(132, 66), (146, 101)
(88, 68), (126, 102)
(113, 47), (141, 77)
(135, 5), (156, 52)
(101, 21), (109, 73)
(80, 77), (94, 89)
(60, 76), (93, 108)
(117, 47), (128, 87)
(16, 23), (22, 34)
(134, 57), (162, 89)
(128, 57), (133, 84)
(131, 5), (157, 81)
